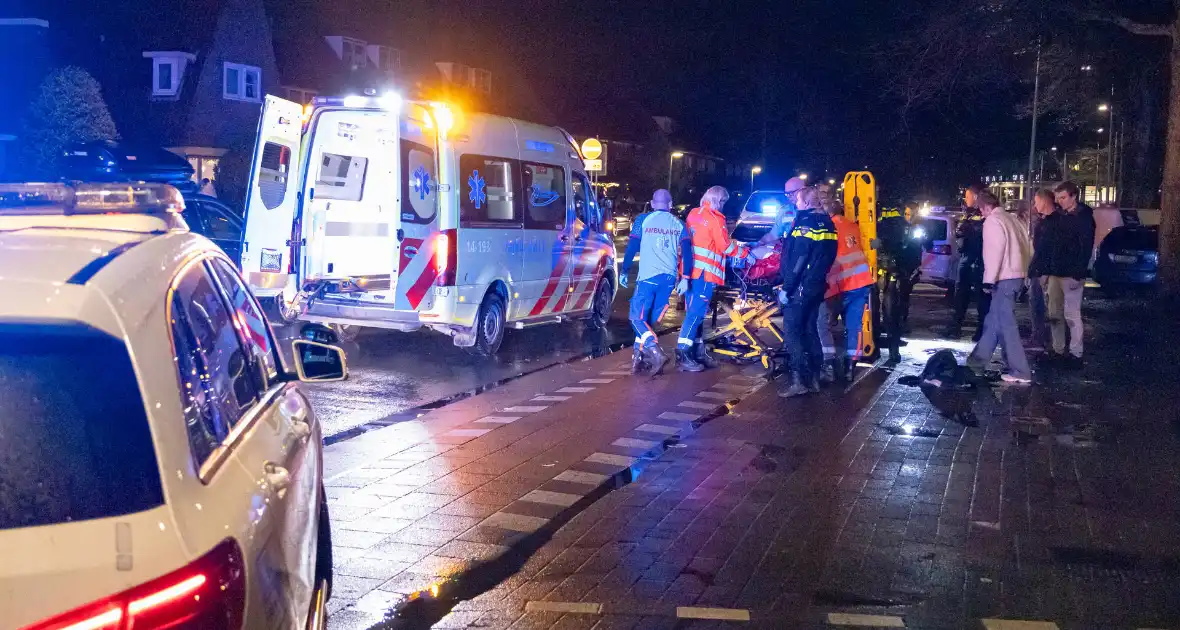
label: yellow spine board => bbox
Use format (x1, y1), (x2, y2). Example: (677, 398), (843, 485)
(842, 171), (876, 357)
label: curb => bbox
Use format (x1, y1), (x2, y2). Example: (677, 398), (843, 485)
(371, 369), (769, 629)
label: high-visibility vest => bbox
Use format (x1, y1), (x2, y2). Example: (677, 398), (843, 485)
(686, 204), (748, 284)
(825, 215), (874, 299)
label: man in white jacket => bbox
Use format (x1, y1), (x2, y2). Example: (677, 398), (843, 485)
(966, 192), (1033, 384)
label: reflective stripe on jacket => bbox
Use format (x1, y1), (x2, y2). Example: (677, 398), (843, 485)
(781, 209), (838, 299)
(825, 215), (874, 299)
(687, 204), (748, 284)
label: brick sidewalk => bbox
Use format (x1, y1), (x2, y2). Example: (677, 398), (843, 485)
(426, 288), (1180, 629)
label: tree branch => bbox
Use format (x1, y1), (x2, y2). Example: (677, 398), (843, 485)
(1081, 11), (1173, 38)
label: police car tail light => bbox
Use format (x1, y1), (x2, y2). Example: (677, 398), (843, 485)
(24, 539), (245, 630)
(435, 229), (457, 287)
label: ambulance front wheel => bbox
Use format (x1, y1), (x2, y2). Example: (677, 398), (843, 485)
(468, 292), (506, 356)
(585, 279), (613, 330)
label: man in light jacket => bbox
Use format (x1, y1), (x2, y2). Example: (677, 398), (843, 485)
(966, 192), (1033, 384)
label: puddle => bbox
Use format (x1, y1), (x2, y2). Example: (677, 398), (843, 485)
(882, 424), (942, 438)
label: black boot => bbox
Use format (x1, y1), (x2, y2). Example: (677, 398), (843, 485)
(644, 344), (669, 376)
(630, 346), (646, 375)
(806, 373), (822, 393)
(819, 359), (837, 386)
(841, 357), (855, 382)
(694, 340), (719, 369)
(778, 371), (811, 398)
(677, 347), (704, 372)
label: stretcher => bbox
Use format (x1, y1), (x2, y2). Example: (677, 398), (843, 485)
(704, 254), (785, 376)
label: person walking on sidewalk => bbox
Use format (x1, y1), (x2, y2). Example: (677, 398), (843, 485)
(779, 186), (839, 397)
(1026, 189), (1059, 350)
(620, 189), (692, 376)
(677, 186), (752, 372)
(1044, 181), (1095, 367)
(817, 199), (874, 384)
(967, 192), (1034, 384)
(949, 183), (990, 340)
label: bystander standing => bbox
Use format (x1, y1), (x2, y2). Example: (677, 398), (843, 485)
(1046, 181), (1096, 367)
(1026, 189), (1058, 350)
(967, 191), (1033, 384)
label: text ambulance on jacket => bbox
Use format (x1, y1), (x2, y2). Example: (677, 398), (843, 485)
(825, 214), (874, 299)
(686, 202), (748, 284)
(781, 210), (838, 300)
(621, 210), (692, 281)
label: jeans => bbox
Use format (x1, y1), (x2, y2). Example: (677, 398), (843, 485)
(629, 274), (676, 349)
(677, 278), (716, 349)
(785, 295), (824, 380)
(1028, 276), (1049, 347)
(818, 286), (871, 360)
(1046, 276), (1084, 358)
(968, 279), (1031, 379)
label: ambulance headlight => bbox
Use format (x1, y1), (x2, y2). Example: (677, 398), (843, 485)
(379, 92), (402, 111)
(760, 203), (779, 215)
(342, 95), (367, 108)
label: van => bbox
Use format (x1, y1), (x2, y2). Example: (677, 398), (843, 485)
(240, 95), (617, 355)
(914, 210), (960, 288)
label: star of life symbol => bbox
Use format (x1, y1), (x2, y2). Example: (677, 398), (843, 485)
(412, 165), (432, 201)
(468, 170), (486, 209)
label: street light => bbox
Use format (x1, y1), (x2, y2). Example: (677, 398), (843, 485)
(1098, 104), (1109, 112)
(799, 173), (809, 181)
(667, 151), (684, 190)
(750, 165), (762, 193)
(828, 179), (836, 185)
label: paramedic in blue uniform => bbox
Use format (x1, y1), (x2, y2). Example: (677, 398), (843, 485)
(620, 189), (692, 376)
(778, 186), (839, 398)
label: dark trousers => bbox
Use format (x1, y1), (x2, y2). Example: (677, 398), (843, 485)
(784, 295), (824, 380)
(954, 263), (991, 331)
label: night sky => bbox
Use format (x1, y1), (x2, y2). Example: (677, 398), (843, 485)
(15, 0), (1169, 203)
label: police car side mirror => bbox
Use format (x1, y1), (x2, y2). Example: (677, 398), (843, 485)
(292, 339), (348, 382)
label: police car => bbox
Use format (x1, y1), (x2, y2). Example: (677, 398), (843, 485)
(240, 94), (617, 355)
(0, 183), (343, 630)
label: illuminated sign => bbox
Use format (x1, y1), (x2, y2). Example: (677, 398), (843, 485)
(581, 138), (603, 160)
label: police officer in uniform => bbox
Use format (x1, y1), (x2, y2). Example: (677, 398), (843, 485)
(778, 186), (838, 397)
(875, 205), (919, 364)
(949, 184), (990, 340)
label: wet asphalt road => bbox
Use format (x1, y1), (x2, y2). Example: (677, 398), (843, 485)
(279, 273), (685, 439)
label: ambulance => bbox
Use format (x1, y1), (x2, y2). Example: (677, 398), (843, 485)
(240, 94), (618, 355)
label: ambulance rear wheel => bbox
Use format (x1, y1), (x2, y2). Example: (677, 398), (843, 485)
(585, 280), (613, 330)
(469, 293), (506, 356)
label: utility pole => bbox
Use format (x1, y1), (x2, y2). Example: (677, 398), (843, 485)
(1025, 44), (1042, 204)
(1107, 86), (1115, 202)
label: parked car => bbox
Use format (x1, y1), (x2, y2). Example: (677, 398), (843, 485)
(913, 211), (961, 288)
(0, 182), (343, 630)
(730, 190), (794, 245)
(1093, 225), (1158, 290)
(182, 192), (244, 264)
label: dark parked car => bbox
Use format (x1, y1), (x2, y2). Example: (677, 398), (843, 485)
(1093, 225), (1158, 290)
(181, 193), (243, 264)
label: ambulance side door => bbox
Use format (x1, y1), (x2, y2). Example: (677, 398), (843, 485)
(519, 162), (570, 317)
(394, 105), (441, 311)
(240, 95), (303, 295)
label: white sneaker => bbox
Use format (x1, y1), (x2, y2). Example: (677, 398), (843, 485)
(1000, 373), (1032, 385)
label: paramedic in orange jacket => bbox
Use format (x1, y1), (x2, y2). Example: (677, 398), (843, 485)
(816, 201), (874, 384)
(676, 185), (753, 372)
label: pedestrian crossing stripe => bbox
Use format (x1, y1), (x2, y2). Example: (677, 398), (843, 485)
(827, 613), (905, 627)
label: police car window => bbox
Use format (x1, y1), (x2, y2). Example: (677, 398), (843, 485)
(523, 162), (566, 229)
(918, 218), (949, 241)
(208, 258), (278, 382)
(315, 152), (368, 201)
(171, 295), (226, 464)
(402, 140), (437, 224)
(460, 154), (517, 224)
(198, 200), (241, 240)
(171, 264), (261, 440)
(0, 323), (164, 530)
(257, 142), (291, 210)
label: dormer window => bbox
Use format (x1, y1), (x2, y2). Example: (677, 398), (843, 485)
(143, 51), (195, 98)
(342, 37), (367, 68)
(368, 45), (400, 74)
(469, 68), (491, 94)
(223, 62), (261, 102)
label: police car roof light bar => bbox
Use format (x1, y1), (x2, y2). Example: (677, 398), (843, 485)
(0, 182), (186, 216)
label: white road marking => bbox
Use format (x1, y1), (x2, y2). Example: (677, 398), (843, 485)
(678, 400), (717, 410)
(980, 621), (1059, 630)
(696, 391), (730, 401)
(713, 382), (754, 393)
(532, 395), (571, 402)
(474, 415), (521, 424)
(518, 489), (582, 507)
(556, 386), (594, 393)
(827, 613), (905, 627)
(525, 601), (603, 614)
(480, 512), (548, 533)
(503, 405), (548, 413)
(580, 378), (616, 384)
(612, 437), (660, 450)
(554, 470), (609, 485)
(585, 452), (638, 467)
(635, 423), (681, 435)
(677, 607), (751, 621)
(601, 370), (632, 376)
(657, 411), (699, 422)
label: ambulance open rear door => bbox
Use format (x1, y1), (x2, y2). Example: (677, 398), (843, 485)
(299, 105), (402, 293)
(241, 95), (304, 301)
